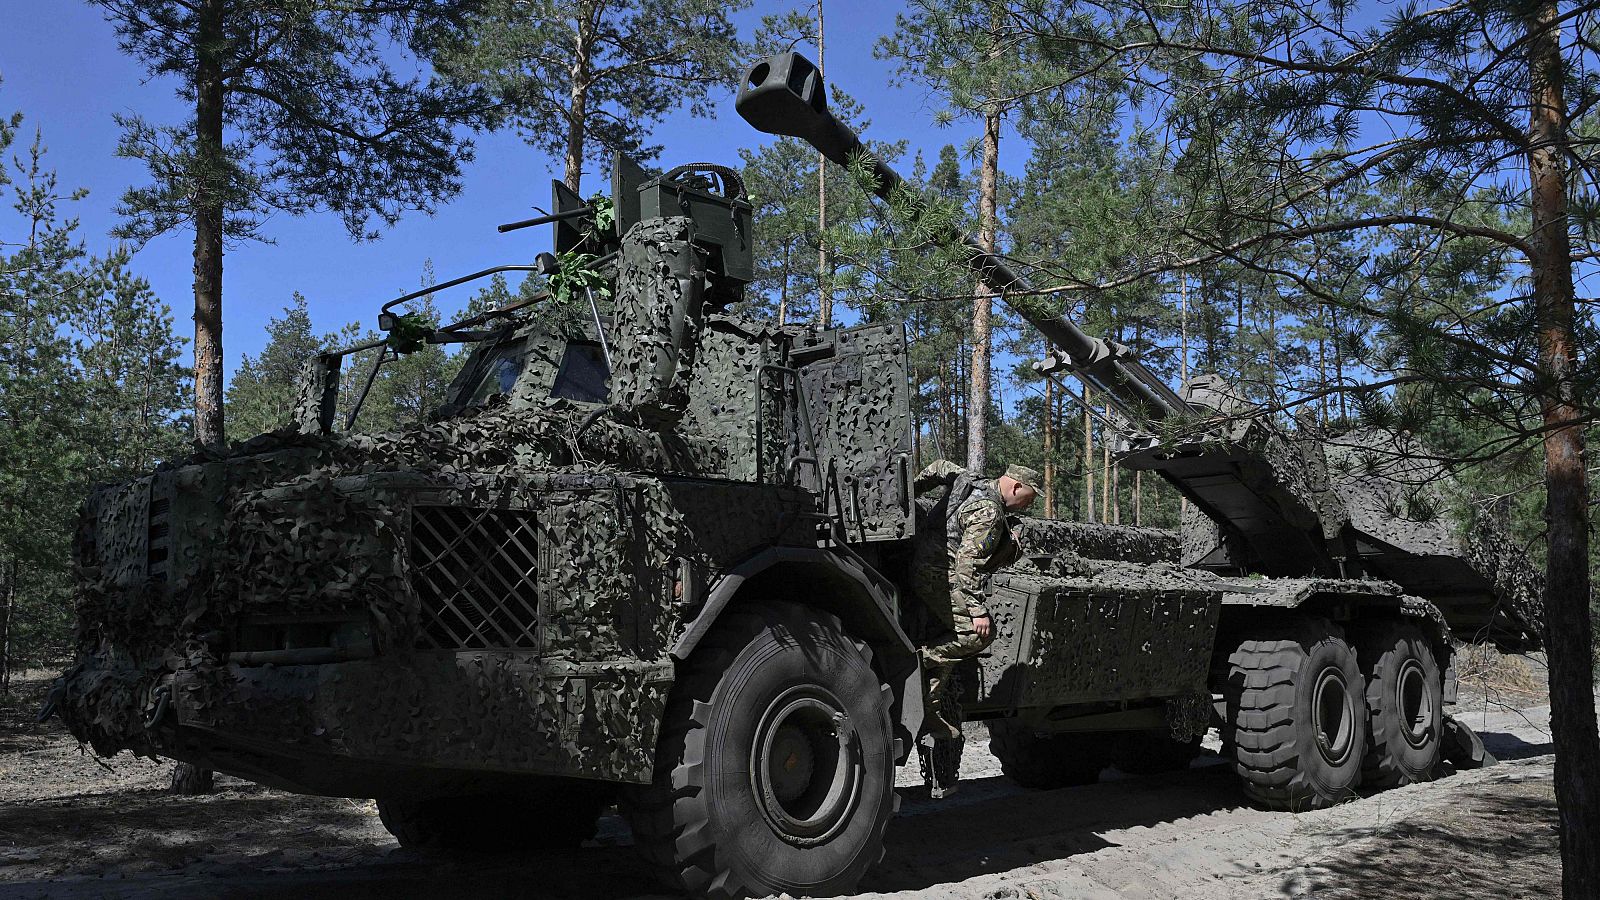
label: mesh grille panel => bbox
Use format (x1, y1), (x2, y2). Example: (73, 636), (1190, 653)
(410, 506), (540, 650)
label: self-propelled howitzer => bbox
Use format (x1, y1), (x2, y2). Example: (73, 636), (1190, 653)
(736, 51), (1542, 650)
(47, 51), (1522, 900)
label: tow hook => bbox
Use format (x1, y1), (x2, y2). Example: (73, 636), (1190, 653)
(144, 684), (172, 730)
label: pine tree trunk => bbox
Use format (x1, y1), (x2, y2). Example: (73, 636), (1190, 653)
(969, 109), (1000, 473)
(1043, 374), (1055, 518)
(192, 0), (226, 447)
(1527, 5), (1600, 895)
(563, 5), (598, 193)
(1134, 469), (1142, 527)
(0, 557), (14, 697)
(1101, 400), (1111, 524)
(816, 0), (831, 328)
(1082, 384), (1094, 523)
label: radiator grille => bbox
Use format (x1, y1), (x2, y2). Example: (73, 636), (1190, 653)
(410, 506), (541, 650)
(147, 495), (171, 582)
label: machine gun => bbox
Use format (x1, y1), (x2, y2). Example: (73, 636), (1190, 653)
(737, 52), (1542, 649)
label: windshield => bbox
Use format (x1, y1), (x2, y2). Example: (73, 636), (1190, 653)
(451, 334), (611, 410)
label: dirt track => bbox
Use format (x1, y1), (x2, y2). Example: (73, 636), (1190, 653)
(0, 667), (1562, 899)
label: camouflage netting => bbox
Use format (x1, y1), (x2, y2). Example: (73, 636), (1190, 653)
(1013, 518), (1179, 565)
(1323, 428), (1544, 647)
(1323, 429), (1462, 555)
(609, 216), (708, 429)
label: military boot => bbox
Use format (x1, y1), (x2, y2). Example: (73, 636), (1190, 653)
(917, 731), (964, 799)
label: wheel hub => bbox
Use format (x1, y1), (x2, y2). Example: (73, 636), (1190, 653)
(1396, 659), (1435, 748)
(750, 685), (864, 846)
(1312, 667), (1355, 766)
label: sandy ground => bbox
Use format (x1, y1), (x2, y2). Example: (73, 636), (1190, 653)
(0, 662), (1564, 900)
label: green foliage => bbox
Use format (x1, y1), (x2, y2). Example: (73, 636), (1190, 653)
(547, 251), (611, 306)
(225, 293), (322, 441)
(588, 194), (615, 239)
(93, 0), (491, 243)
(434, 0), (749, 190)
(385, 312), (433, 354)
(0, 103), (189, 672)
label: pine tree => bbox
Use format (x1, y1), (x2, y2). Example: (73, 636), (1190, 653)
(91, 0), (490, 446)
(1, 105), (189, 681)
(435, 0), (748, 192)
(225, 294), (323, 441)
(879, 0), (1101, 475)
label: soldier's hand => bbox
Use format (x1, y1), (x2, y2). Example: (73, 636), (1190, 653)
(973, 615), (992, 640)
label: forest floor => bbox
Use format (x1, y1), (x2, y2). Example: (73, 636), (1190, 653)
(0, 652), (1564, 900)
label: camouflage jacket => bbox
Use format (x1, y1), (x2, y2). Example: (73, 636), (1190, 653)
(912, 459), (1010, 618)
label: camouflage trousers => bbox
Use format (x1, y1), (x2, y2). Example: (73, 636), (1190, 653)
(914, 571), (995, 740)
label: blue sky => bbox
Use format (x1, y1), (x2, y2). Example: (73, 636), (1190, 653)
(0, 1), (996, 382)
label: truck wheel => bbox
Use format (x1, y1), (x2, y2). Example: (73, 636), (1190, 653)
(623, 601), (896, 900)
(1359, 621), (1442, 788)
(1225, 620), (1366, 810)
(378, 787), (604, 851)
(169, 762), (215, 795)
(984, 719), (1105, 788)
(1107, 731), (1203, 775)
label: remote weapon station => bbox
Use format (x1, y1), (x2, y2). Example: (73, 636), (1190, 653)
(50, 51), (1540, 898)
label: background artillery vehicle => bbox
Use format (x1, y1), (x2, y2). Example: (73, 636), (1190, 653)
(45, 49), (1542, 900)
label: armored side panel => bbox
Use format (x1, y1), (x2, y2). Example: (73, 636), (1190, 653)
(288, 354), (340, 435)
(792, 323), (916, 542)
(965, 565), (1221, 713)
(681, 316), (792, 483)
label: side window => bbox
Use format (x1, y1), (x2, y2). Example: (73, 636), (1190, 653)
(466, 338), (528, 405)
(551, 341), (610, 402)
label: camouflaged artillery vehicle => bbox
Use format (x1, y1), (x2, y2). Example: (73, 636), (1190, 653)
(47, 47), (1542, 900)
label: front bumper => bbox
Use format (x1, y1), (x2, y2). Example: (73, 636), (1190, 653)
(154, 651), (671, 797)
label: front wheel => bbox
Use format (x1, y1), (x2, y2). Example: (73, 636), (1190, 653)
(623, 601), (897, 899)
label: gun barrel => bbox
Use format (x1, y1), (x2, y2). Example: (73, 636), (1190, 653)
(736, 51), (1188, 423)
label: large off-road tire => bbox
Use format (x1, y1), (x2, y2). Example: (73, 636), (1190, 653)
(984, 718), (1106, 789)
(1106, 731), (1204, 776)
(377, 784), (605, 852)
(622, 601), (897, 900)
(1225, 619), (1367, 810)
(169, 762), (215, 795)
(1358, 620), (1443, 788)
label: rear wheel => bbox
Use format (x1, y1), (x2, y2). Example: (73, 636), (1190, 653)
(1359, 621), (1443, 788)
(378, 783), (606, 851)
(1225, 619), (1367, 810)
(984, 719), (1106, 789)
(622, 601), (897, 899)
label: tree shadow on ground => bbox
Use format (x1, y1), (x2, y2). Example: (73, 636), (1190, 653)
(862, 765), (1247, 893)
(1476, 731), (1553, 760)
(1275, 783), (1559, 899)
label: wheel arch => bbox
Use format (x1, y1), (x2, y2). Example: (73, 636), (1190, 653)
(671, 546), (921, 759)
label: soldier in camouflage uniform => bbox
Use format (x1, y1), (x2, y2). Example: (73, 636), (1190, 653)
(911, 460), (1039, 744)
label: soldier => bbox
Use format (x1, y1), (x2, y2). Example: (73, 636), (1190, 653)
(911, 459), (1038, 795)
